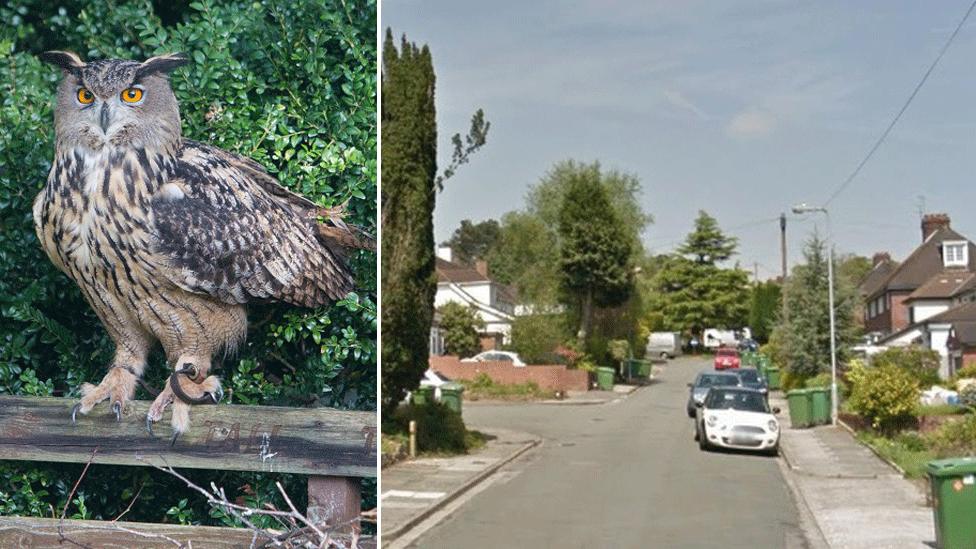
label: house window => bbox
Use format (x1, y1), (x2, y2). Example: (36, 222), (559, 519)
(944, 241), (969, 267)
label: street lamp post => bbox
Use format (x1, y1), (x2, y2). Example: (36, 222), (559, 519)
(791, 203), (838, 426)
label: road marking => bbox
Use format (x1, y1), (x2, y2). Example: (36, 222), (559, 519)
(381, 490), (447, 500)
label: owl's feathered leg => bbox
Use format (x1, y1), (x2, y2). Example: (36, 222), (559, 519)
(146, 357), (222, 440)
(71, 347), (148, 422)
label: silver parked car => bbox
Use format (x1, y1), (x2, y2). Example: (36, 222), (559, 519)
(686, 371), (741, 417)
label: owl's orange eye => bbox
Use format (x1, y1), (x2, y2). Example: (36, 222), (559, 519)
(120, 88), (144, 103)
(76, 88), (94, 105)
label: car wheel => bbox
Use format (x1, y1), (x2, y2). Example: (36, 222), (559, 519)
(767, 445), (779, 457)
(660, 352), (670, 360)
(693, 426), (699, 441)
(698, 425), (709, 451)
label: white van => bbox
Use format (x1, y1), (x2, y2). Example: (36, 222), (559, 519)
(646, 332), (683, 360)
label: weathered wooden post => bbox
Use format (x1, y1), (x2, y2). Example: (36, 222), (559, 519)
(308, 476), (362, 534)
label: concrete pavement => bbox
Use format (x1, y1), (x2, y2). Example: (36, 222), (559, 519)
(772, 394), (935, 548)
(403, 357), (807, 548)
(381, 427), (541, 545)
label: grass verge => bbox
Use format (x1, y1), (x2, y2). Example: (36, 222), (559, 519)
(856, 431), (935, 479)
(461, 373), (557, 401)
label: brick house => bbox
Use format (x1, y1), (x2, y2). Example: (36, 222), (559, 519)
(433, 246), (516, 353)
(945, 308), (976, 374)
(864, 214), (976, 378)
(862, 214), (976, 339)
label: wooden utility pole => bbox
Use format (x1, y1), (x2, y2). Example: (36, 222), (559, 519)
(780, 213), (788, 321)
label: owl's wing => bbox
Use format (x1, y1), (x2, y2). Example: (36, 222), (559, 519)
(149, 140), (362, 307)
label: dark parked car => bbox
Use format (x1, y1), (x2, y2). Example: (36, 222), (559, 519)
(733, 368), (768, 394)
(738, 338), (759, 352)
(686, 371), (741, 417)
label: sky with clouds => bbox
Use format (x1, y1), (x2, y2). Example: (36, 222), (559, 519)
(383, 0), (976, 279)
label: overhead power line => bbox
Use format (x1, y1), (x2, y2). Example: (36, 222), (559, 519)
(823, 0), (976, 207)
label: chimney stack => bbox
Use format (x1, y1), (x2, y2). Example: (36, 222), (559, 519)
(922, 213), (951, 242)
(872, 252), (891, 267)
(436, 245), (453, 263)
(475, 259), (489, 278)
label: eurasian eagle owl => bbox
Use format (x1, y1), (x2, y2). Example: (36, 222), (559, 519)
(35, 51), (369, 440)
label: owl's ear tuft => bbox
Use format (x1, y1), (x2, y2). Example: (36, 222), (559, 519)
(136, 53), (189, 78)
(39, 51), (85, 75)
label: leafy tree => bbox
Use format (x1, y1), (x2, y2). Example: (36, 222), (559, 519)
(770, 234), (858, 380)
(749, 281), (782, 343)
(678, 211), (738, 264)
(557, 171), (634, 346)
(438, 302), (484, 358)
(837, 254), (874, 288)
(442, 219), (501, 265)
(0, 0), (375, 527)
(528, 160), (650, 254)
(647, 213), (749, 336)
(487, 211), (560, 304)
(381, 31), (438, 416)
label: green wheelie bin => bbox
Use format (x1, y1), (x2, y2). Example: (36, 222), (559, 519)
(635, 359), (652, 379)
(786, 389), (813, 428)
(766, 366), (781, 390)
(596, 367), (615, 391)
(810, 387), (830, 425)
(927, 457), (976, 548)
(440, 382), (465, 415)
(412, 385), (435, 406)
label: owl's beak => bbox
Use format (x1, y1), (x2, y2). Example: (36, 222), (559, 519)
(99, 103), (111, 133)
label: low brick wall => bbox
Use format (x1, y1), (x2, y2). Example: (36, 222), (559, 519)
(429, 356), (590, 392)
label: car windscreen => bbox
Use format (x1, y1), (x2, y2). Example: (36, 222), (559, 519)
(705, 390), (769, 413)
(736, 370), (760, 383)
(697, 374), (739, 387)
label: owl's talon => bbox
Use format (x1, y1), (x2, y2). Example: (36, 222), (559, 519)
(71, 403), (81, 424)
(146, 415), (155, 437)
(170, 432), (180, 447)
(112, 401), (123, 422)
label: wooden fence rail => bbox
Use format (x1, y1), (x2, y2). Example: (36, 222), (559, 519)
(0, 396), (377, 547)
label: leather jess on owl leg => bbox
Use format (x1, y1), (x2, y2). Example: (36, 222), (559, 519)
(146, 356), (223, 439)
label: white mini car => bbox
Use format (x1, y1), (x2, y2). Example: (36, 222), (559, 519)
(460, 351), (527, 367)
(695, 386), (780, 455)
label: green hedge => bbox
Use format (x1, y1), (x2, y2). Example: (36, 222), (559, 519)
(0, 0), (375, 527)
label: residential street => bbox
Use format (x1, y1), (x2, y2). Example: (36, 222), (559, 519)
(407, 357), (808, 548)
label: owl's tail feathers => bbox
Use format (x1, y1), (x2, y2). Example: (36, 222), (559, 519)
(314, 205), (376, 256)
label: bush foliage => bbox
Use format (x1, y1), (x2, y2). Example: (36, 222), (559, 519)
(438, 302), (484, 358)
(847, 360), (919, 432)
(390, 403), (471, 454)
(510, 313), (569, 364)
(871, 346), (941, 389)
(0, 0), (375, 526)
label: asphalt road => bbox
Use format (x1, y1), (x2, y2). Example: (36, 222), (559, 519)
(408, 356), (808, 549)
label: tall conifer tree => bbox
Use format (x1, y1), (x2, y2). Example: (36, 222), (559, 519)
(380, 31), (438, 414)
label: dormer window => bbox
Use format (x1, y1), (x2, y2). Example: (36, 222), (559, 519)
(944, 241), (968, 268)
